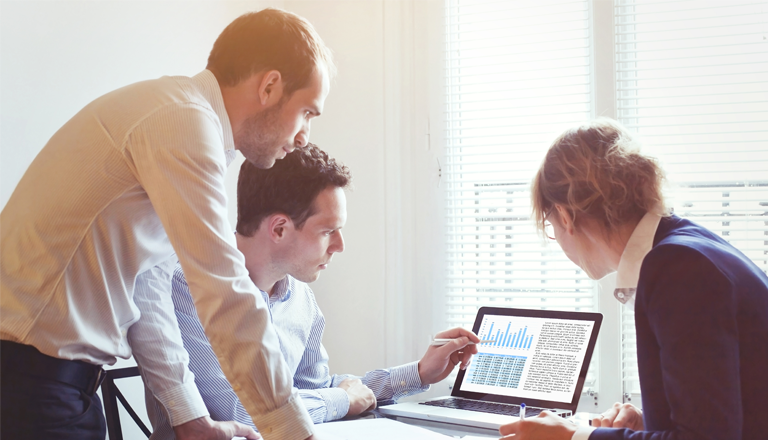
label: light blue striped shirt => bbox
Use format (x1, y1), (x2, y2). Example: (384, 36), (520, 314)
(148, 264), (427, 439)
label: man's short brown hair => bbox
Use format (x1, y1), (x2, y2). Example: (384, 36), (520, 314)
(207, 8), (335, 95)
(237, 144), (351, 236)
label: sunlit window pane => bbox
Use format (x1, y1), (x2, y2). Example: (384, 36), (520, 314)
(444, 0), (598, 390)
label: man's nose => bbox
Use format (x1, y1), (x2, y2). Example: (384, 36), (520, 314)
(330, 231), (345, 253)
(294, 123), (310, 148)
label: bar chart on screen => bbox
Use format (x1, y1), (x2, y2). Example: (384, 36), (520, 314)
(460, 313), (596, 402)
(463, 315), (541, 389)
(479, 321), (534, 350)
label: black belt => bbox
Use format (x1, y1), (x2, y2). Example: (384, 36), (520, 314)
(1, 340), (106, 395)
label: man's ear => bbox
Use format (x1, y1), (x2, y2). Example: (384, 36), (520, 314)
(267, 213), (293, 242)
(258, 70), (284, 106)
(554, 204), (575, 235)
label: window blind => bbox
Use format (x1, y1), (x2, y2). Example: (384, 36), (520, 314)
(615, 0), (768, 397)
(444, 0), (598, 390)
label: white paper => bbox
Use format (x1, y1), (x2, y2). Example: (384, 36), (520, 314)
(312, 418), (457, 439)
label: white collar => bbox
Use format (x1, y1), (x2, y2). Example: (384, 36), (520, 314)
(191, 69), (235, 153)
(613, 211), (663, 306)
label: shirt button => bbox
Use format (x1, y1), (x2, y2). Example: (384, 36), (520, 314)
(617, 292), (625, 298)
(400, 381), (406, 386)
(169, 400), (175, 406)
(333, 411), (338, 416)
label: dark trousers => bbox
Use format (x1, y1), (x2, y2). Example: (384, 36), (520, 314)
(1, 341), (107, 440)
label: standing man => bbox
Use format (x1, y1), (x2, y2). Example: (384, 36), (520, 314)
(1, 8), (331, 440)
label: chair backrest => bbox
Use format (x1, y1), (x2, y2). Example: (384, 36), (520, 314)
(100, 366), (151, 440)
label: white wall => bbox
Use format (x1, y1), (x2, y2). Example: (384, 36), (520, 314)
(0, 0), (446, 435)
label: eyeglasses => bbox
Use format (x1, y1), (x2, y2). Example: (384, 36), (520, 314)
(544, 221), (556, 240)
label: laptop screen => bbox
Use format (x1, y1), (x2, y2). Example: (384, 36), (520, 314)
(453, 307), (602, 410)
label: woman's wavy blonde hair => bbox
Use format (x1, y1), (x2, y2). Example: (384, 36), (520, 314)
(532, 118), (667, 238)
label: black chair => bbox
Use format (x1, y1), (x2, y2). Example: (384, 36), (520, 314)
(100, 366), (152, 440)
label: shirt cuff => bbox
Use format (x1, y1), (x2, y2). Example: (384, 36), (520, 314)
(390, 361), (430, 400)
(572, 425), (596, 440)
(315, 387), (351, 422)
(252, 393), (314, 440)
(154, 381), (209, 426)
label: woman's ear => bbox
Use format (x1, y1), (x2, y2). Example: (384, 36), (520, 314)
(554, 204), (575, 235)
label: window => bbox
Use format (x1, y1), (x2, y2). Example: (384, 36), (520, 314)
(443, 0), (600, 395)
(443, 0), (768, 407)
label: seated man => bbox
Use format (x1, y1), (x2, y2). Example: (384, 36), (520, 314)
(147, 144), (479, 438)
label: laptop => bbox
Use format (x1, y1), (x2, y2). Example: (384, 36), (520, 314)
(379, 307), (602, 431)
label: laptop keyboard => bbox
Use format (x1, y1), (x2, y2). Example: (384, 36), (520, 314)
(419, 398), (543, 417)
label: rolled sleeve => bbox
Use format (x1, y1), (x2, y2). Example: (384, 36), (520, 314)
(252, 395), (314, 440)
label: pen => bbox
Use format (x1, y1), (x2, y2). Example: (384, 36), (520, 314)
(519, 403), (526, 420)
(430, 339), (495, 347)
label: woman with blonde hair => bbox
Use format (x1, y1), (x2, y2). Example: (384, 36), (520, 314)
(500, 119), (768, 440)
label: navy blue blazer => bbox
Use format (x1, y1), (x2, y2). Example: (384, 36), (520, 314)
(591, 215), (768, 440)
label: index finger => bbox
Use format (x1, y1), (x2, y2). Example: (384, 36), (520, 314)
(435, 327), (480, 343)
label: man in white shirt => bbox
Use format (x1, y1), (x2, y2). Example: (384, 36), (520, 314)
(147, 144), (480, 439)
(1, 8), (332, 440)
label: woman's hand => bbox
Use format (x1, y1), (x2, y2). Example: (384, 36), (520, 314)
(592, 402), (644, 430)
(499, 411), (577, 440)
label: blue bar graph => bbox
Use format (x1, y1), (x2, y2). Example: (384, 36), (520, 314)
(478, 322), (534, 351)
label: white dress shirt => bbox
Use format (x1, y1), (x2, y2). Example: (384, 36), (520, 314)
(0, 70), (313, 439)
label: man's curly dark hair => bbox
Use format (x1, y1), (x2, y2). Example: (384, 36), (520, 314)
(236, 143), (351, 236)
